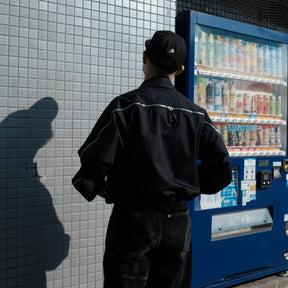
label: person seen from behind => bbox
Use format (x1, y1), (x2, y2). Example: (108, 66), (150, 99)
(72, 30), (232, 288)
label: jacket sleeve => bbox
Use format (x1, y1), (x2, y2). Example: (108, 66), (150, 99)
(72, 98), (124, 201)
(197, 112), (232, 194)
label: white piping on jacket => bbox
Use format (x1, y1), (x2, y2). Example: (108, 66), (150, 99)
(79, 102), (214, 158)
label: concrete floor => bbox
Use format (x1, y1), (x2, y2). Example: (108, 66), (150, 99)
(234, 274), (288, 288)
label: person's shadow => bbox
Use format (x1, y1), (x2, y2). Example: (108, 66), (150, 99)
(0, 97), (70, 288)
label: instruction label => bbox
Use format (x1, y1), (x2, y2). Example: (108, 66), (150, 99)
(242, 158), (256, 206)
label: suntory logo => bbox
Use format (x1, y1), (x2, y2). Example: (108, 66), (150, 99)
(228, 124), (257, 132)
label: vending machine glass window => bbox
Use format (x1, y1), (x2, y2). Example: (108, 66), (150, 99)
(194, 24), (287, 158)
(194, 24), (287, 210)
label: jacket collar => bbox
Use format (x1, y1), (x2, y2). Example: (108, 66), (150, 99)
(140, 76), (175, 90)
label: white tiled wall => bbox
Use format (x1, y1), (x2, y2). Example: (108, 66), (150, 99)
(0, 0), (176, 287)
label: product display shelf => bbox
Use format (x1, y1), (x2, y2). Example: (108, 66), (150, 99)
(195, 65), (287, 86)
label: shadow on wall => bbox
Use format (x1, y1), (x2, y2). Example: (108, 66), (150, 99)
(0, 97), (70, 288)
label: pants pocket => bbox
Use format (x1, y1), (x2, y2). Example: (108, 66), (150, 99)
(106, 210), (158, 258)
(169, 210), (191, 253)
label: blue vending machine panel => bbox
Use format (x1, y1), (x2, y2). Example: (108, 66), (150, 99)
(176, 11), (288, 288)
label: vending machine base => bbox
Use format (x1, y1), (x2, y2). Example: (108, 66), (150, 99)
(189, 200), (288, 288)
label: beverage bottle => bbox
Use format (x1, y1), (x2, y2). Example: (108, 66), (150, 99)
(249, 126), (257, 147)
(243, 128), (250, 146)
(250, 94), (257, 114)
(214, 35), (222, 68)
(276, 95), (282, 116)
(198, 31), (206, 65)
(229, 37), (237, 71)
(222, 36), (230, 70)
(243, 93), (251, 114)
(206, 79), (214, 112)
(236, 92), (244, 114)
(236, 129), (242, 146)
(197, 78), (206, 108)
(206, 33), (214, 67)
(221, 124), (228, 145)
(229, 81), (237, 113)
(244, 41), (251, 73)
(263, 45), (270, 75)
(236, 39), (244, 72)
(275, 126), (281, 147)
(269, 94), (276, 115)
(250, 42), (257, 73)
(263, 125), (270, 146)
(256, 126), (263, 146)
(263, 94), (270, 114)
(270, 125), (275, 146)
(257, 44), (264, 74)
(256, 94), (263, 115)
(270, 46), (277, 76)
(221, 80), (229, 113)
(214, 79), (222, 112)
(276, 47), (283, 78)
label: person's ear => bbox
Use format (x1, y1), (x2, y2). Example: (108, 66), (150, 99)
(143, 51), (148, 64)
(175, 65), (185, 76)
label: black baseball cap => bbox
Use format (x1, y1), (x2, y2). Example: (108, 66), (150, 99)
(145, 30), (187, 73)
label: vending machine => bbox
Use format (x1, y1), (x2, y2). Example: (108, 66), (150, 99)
(176, 11), (288, 288)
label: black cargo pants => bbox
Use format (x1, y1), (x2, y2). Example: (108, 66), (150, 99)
(103, 207), (192, 288)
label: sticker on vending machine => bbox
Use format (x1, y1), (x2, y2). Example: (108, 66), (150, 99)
(244, 158), (256, 180)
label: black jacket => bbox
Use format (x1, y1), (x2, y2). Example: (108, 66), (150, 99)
(73, 77), (232, 211)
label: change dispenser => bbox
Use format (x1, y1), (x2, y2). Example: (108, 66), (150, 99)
(176, 11), (288, 288)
